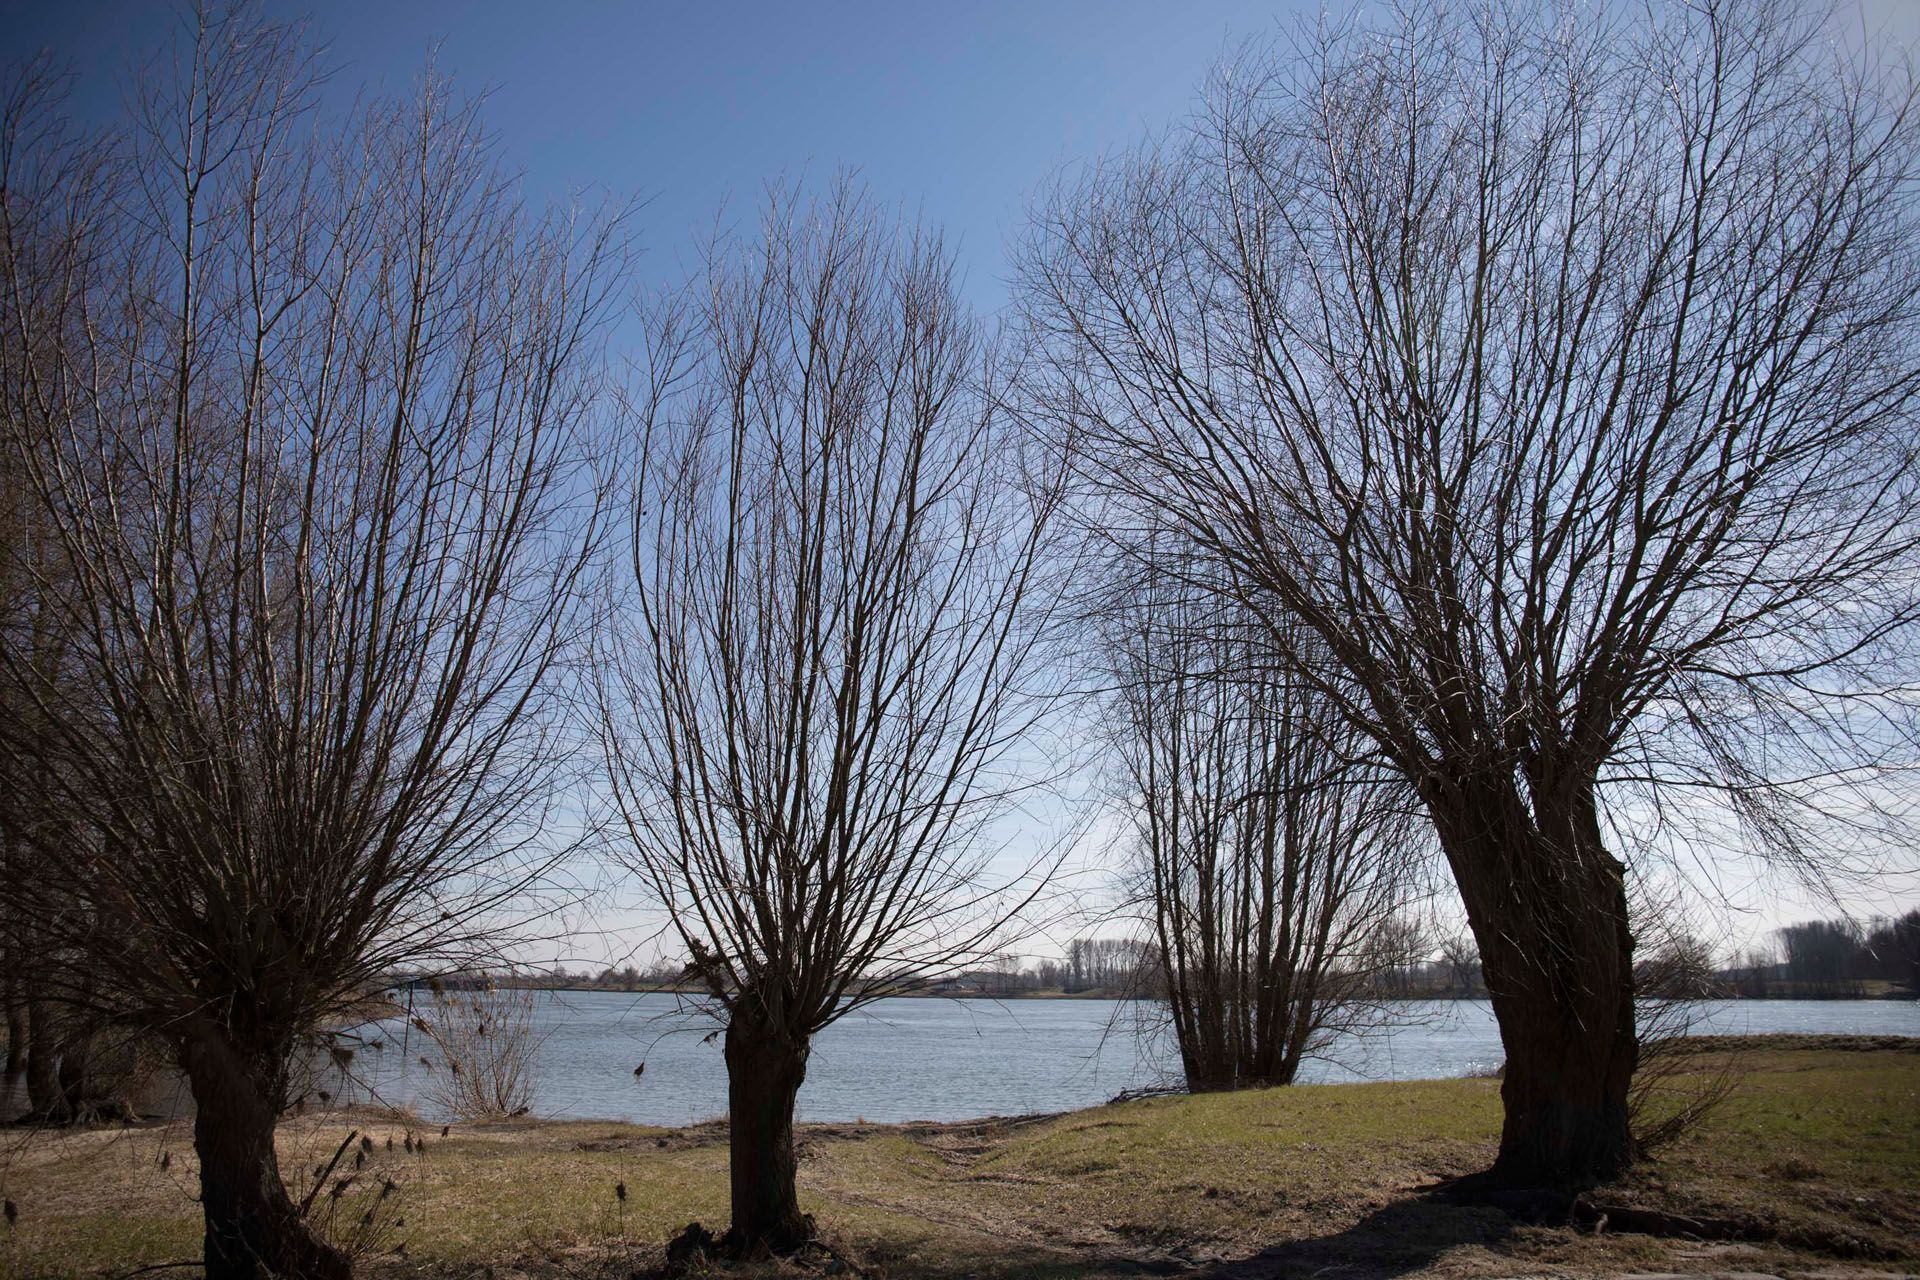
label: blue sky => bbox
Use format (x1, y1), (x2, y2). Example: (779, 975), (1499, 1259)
(11, 1), (1904, 312)
(2, 0), (1319, 967)
(8, 0), (1914, 310)
(3, 0), (1314, 971)
(2, 0), (1311, 317)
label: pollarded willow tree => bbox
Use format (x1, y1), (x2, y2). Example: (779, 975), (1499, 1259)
(601, 183), (1066, 1253)
(1106, 566), (1427, 1091)
(1020, 0), (1920, 1185)
(0, 17), (624, 1278)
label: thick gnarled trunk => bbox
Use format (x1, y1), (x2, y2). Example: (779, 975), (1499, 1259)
(1490, 964), (1637, 1181)
(1426, 774), (1638, 1187)
(179, 1030), (350, 1280)
(722, 1019), (812, 1253)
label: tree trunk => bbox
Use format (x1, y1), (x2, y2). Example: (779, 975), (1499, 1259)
(1426, 773), (1638, 1187)
(722, 1019), (812, 1253)
(179, 1028), (351, 1280)
(2, 970), (23, 1115)
(55, 1024), (93, 1120)
(23, 999), (66, 1123)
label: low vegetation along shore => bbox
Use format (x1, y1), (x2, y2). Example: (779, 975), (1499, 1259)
(2, 1036), (1914, 1279)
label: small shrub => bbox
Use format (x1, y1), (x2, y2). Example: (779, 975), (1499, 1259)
(283, 1129), (410, 1267)
(1630, 1000), (1744, 1152)
(414, 982), (540, 1120)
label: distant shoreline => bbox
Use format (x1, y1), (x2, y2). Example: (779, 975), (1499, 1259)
(384, 982), (1917, 1003)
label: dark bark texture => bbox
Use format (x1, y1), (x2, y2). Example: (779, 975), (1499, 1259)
(180, 1029), (349, 1280)
(3, 1012), (20, 1103)
(1426, 773), (1638, 1186)
(23, 999), (65, 1122)
(722, 1019), (813, 1253)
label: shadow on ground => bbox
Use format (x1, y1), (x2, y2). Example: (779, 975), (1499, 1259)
(801, 1191), (1522, 1280)
(1198, 1197), (1512, 1280)
(1195, 1194), (1519, 1280)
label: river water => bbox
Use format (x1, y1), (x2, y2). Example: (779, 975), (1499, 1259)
(329, 992), (1917, 1126)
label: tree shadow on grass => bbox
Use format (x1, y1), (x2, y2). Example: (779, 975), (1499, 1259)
(621, 1175), (1534, 1280)
(1194, 1194), (1521, 1280)
(812, 1191), (1523, 1280)
(629, 1239), (1197, 1280)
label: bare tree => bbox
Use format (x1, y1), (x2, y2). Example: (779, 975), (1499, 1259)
(0, 416), (144, 1128)
(415, 981), (541, 1121)
(1437, 929), (1485, 998)
(0, 16), (623, 1278)
(1107, 570), (1425, 1089)
(600, 182), (1064, 1252)
(1732, 943), (1782, 999)
(1635, 932), (1721, 1002)
(0, 187), (96, 1123)
(1020, 0), (1920, 1184)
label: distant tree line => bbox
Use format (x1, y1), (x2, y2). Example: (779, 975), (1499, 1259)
(452, 907), (1920, 1005)
(1723, 913), (1920, 999)
(935, 925), (1486, 1004)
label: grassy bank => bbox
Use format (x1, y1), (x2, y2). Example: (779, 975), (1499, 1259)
(0, 1037), (1914, 1278)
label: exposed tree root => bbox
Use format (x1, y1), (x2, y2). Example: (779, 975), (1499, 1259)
(657, 1219), (866, 1275)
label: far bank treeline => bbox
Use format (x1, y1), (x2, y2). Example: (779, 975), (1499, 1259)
(421, 907), (1920, 1002)
(4, 1), (1920, 1278)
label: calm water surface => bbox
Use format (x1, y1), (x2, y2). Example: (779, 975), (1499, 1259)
(335, 992), (1917, 1126)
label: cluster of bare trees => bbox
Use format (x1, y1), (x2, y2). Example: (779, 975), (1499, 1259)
(7, 0), (1920, 1270)
(1103, 571), (1430, 1087)
(2, 18), (1068, 1257)
(1721, 913), (1920, 997)
(1062, 937), (1149, 991)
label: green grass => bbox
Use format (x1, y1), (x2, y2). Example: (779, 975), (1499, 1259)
(1, 1038), (1915, 1278)
(1637, 1041), (1920, 1241)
